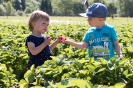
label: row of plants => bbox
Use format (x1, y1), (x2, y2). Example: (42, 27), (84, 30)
(0, 22), (133, 87)
(1, 57), (133, 88)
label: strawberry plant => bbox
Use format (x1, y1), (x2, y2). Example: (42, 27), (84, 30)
(0, 22), (133, 87)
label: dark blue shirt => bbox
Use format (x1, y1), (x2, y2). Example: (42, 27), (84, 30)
(25, 35), (52, 69)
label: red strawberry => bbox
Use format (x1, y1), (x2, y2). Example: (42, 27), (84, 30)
(59, 36), (66, 42)
(47, 36), (51, 39)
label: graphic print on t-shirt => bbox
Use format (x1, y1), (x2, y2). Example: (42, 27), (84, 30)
(89, 33), (110, 58)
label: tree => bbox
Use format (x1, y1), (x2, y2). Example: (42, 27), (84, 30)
(40, 0), (52, 15)
(21, 0), (26, 11)
(73, 2), (85, 16)
(93, 0), (107, 5)
(48, 0), (52, 15)
(5, 1), (12, 18)
(57, 0), (74, 16)
(12, 0), (22, 11)
(25, 0), (40, 13)
(117, 0), (133, 17)
(107, 2), (117, 18)
(40, 0), (48, 12)
(0, 0), (4, 4)
(0, 4), (6, 16)
(51, 0), (61, 15)
(51, 0), (86, 16)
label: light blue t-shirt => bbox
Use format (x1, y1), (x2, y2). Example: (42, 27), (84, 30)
(83, 24), (118, 61)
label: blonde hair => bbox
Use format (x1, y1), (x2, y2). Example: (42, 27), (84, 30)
(28, 10), (49, 31)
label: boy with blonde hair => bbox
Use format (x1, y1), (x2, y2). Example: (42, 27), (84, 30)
(61, 3), (122, 61)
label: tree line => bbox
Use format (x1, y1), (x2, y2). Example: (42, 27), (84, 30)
(0, 0), (133, 17)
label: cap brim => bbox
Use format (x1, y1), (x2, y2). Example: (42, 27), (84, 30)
(79, 13), (88, 18)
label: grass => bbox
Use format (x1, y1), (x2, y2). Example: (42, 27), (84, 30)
(0, 16), (133, 26)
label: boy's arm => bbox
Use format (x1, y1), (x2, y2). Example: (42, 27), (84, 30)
(65, 39), (89, 50)
(113, 41), (123, 57)
(49, 39), (59, 51)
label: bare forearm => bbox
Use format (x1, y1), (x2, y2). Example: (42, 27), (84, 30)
(50, 40), (59, 51)
(114, 43), (122, 57)
(31, 42), (47, 55)
(66, 40), (87, 50)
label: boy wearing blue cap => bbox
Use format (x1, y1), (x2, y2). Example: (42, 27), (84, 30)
(61, 3), (122, 61)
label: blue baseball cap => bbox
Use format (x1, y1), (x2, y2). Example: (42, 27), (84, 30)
(79, 3), (108, 18)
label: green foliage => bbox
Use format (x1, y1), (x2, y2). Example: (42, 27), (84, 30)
(73, 1), (85, 16)
(1, 0), (133, 17)
(21, 0), (26, 11)
(12, 0), (22, 11)
(0, 64), (18, 87)
(0, 0), (4, 4)
(0, 22), (133, 87)
(0, 22), (28, 81)
(5, 1), (12, 16)
(25, 0), (40, 13)
(40, 0), (52, 15)
(0, 4), (6, 16)
(117, 0), (133, 17)
(93, 0), (107, 4)
(107, 2), (117, 17)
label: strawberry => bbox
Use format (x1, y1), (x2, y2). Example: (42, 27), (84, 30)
(59, 36), (66, 42)
(47, 36), (51, 39)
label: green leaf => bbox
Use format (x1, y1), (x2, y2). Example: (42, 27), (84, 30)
(113, 83), (125, 88)
(96, 68), (106, 74)
(89, 58), (95, 63)
(123, 69), (128, 76)
(110, 58), (116, 64)
(31, 86), (42, 88)
(76, 70), (87, 78)
(77, 60), (89, 64)
(17, 47), (26, 52)
(50, 56), (57, 61)
(62, 73), (70, 80)
(48, 81), (57, 88)
(100, 58), (107, 65)
(127, 47), (133, 53)
(24, 70), (34, 83)
(126, 73), (133, 81)
(93, 62), (101, 67)
(88, 65), (96, 72)
(19, 54), (27, 57)
(19, 79), (28, 88)
(68, 79), (91, 88)
(0, 64), (7, 71)
(107, 62), (114, 69)
(56, 85), (66, 88)
(44, 71), (53, 78)
(61, 78), (69, 85)
(30, 65), (35, 73)
(0, 72), (6, 79)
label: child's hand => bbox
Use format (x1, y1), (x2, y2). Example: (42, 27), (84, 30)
(44, 36), (52, 45)
(47, 36), (52, 39)
(59, 36), (66, 43)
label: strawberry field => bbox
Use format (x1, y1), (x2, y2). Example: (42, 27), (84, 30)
(0, 19), (133, 88)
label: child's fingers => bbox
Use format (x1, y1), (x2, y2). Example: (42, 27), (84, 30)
(47, 36), (52, 39)
(59, 36), (66, 42)
(45, 37), (52, 45)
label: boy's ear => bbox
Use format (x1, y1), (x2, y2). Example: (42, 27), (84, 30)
(99, 18), (103, 21)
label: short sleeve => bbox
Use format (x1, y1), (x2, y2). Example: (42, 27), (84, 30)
(83, 31), (90, 43)
(25, 36), (34, 47)
(111, 27), (118, 42)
